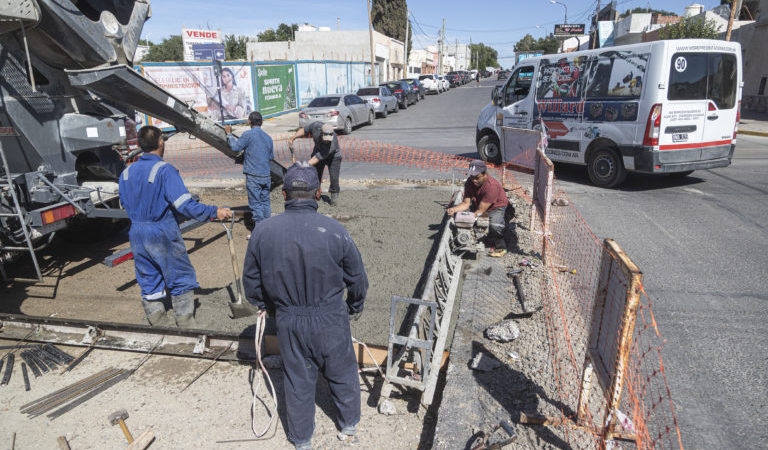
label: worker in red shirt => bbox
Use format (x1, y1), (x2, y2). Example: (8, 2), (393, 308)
(446, 160), (512, 257)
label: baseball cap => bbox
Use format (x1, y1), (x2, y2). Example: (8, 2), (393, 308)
(467, 159), (487, 176)
(283, 162), (319, 192)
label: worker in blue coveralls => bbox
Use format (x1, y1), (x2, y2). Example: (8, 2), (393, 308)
(242, 162), (368, 449)
(224, 111), (274, 235)
(119, 126), (233, 328)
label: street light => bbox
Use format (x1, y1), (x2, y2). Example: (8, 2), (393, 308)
(549, 0), (567, 23)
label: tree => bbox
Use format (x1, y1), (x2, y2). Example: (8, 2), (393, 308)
(659, 16), (721, 39)
(257, 23), (298, 42)
(225, 34), (249, 60)
(469, 43), (499, 70)
(143, 35), (183, 62)
(513, 33), (560, 55)
(371, 0), (412, 60)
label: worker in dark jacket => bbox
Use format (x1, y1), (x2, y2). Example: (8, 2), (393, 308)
(242, 162), (368, 449)
(119, 126), (232, 327)
(287, 121), (342, 206)
(225, 111), (274, 230)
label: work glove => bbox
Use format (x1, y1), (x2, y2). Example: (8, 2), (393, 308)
(349, 311), (363, 322)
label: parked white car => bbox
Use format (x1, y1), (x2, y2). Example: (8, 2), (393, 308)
(438, 75), (450, 91)
(418, 74), (442, 94)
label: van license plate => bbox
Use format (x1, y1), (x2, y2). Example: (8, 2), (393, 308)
(672, 133), (688, 143)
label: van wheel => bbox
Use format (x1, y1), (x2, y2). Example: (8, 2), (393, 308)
(477, 135), (501, 164)
(587, 147), (626, 188)
(342, 117), (352, 135)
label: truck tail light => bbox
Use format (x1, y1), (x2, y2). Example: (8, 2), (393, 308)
(299, 112), (307, 118)
(394, 89), (403, 94)
(41, 204), (76, 225)
(326, 110), (339, 117)
(734, 100), (741, 139)
(643, 104), (662, 147)
(708, 101), (717, 112)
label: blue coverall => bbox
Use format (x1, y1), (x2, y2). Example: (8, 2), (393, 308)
(242, 198), (368, 445)
(227, 127), (274, 223)
(118, 154), (218, 316)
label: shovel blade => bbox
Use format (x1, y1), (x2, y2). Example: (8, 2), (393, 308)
(229, 300), (259, 319)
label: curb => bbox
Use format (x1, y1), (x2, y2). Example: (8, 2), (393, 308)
(738, 129), (768, 137)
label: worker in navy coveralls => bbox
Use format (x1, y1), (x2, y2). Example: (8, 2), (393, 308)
(119, 126), (232, 328)
(242, 163), (368, 449)
(225, 111), (274, 232)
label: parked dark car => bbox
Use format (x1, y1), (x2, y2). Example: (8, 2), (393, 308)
(382, 80), (417, 109)
(446, 72), (461, 87)
(497, 70), (510, 81)
(400, 78), (425, 100)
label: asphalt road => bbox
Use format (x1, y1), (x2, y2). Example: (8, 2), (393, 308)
(341, 79), (768, 449)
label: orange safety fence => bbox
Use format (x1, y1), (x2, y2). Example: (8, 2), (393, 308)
(161, 136), (530, 191)
(160, 136), (681, 449)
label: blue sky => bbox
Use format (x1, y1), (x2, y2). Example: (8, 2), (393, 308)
(143, 0), (724, 67)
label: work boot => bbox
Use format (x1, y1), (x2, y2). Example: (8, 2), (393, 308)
(171, 291), (197, 328)
(174, 313), (198, 329)
(329, 192), (339, 207)
(142, 295), (167, 326)
(337, 424), (358, 442)
(145, 310), (165, 326)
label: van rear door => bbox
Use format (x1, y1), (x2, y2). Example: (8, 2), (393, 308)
(661, 54), (708, 152)
(663, 52), (738, 155)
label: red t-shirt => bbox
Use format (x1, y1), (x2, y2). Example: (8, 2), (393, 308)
(464, 175), (508, 212)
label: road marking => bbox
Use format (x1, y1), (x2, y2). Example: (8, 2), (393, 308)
(682, 187), (712, 196)
(637, 209), (677, 242)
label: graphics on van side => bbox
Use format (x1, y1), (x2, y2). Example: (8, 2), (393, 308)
(533, 51), (648, 124)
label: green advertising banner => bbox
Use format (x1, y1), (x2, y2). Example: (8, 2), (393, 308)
(256, 64), (297, 116)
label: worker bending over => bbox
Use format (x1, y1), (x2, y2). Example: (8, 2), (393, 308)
(287, 121), (342, 206)
(119, 126), (232, 327)
(242, 163), (368, 449)
(446, 159), (513, 257)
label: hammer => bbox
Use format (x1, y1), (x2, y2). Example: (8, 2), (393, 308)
(108, 409), (134, 443)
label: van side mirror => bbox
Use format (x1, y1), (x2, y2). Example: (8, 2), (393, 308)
(492, 87), (500, 106)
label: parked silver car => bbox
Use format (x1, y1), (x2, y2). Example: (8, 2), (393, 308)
(298, 94), (375, 134)
(356, 86), (398, 118)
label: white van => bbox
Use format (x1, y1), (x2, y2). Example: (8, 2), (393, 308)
(476, 39), (742, 187)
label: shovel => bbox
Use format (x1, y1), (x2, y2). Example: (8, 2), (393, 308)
(220, 213), (258, 319)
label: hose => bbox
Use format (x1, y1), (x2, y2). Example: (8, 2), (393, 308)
(251, 311), (277, 439)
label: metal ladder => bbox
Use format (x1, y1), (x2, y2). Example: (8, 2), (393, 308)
(0, 140), (42, 281)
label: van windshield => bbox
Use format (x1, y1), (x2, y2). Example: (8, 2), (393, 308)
(668, 53), (737, 109)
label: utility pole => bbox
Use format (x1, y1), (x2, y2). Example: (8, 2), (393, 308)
(439, 18), (445, 75)
(592, 0), (600, 49)
(403, 8), (409, 78)
(470, 36), (473, 70)
(725, 0), (738, 41)
(367, 0), (376, 84)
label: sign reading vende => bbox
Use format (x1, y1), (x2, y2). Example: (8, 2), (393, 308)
(182, 28), (223, 62)
(554, 24), (586, 36)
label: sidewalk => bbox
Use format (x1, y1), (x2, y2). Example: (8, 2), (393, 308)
(739, 110), (768, 137)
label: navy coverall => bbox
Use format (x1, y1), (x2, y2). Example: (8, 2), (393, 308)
(119, 154), (218, 310)
(242, 198), (368, 445)
(227, 127), (274, 223)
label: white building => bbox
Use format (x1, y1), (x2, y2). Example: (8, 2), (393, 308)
(246, 28), (405, 82)
(407, 48), (435, 77)
(447, 43), (470, 71)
